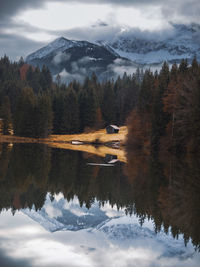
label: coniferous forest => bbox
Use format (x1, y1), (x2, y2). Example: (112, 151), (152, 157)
(0, 55), (139, 137)
(0, 55), (200, 155)
(127, 58), (200, 154)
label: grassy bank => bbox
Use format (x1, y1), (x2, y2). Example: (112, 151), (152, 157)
(0, 126), (128, 162)
(0, 126), (127, 144)
(48, 126), (127, 144)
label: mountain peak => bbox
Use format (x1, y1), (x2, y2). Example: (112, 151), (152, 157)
(26, 36), (77, 61)
(51, 36), (71, 44)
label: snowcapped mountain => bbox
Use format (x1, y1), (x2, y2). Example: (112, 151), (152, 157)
(26, 23), (200, 82)
(26, 37), (80, 61)
(102, 23), (200, 65)
(26, 37), (118, 62)
(26, 37), (135, 82)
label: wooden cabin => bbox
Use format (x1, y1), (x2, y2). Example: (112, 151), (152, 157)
(106, 125), (119, 134)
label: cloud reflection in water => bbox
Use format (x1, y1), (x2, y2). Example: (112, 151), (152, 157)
(0, 194), (199, 267)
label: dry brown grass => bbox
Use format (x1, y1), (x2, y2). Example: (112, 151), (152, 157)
(0, 126), (127, 144)
(48, 126), (128, 144)
(0, 126), (128, 162)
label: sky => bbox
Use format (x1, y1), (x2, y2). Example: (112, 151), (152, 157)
(0, 0), (200, 60)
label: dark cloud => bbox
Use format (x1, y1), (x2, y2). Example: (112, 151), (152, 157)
(0, 0), (199, 60)
(161, 0), (200, 23)
(0, 248), (33, 267)
(0, 0), (46, 20)
(0, 0), (152, 19)
(0, 0), (199, 21)
(0, 33), (45, 60)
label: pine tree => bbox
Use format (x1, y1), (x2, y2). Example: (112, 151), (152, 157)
(55, 74), (61, 87)
(138, 70), (154, 113)
(179, 59), (188, 74)
(79, 78), (98, 131)
(101, 81), (116, 125)
(40, 65), (52, 91)
(151, 62), (170, 152)
(0, 96), (12, 135)
(13, 87), (36, 137)
(60, 86), (79, 134)
(52, 91), (64, 134)
(34, 93), (53, 137)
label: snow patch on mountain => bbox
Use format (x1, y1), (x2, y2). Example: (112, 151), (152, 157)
(21, 193), (197, 262)
(103, 23), (200, 65)
(112, 49), (192, 64)
(22, 194), (110, 232)
(23, 207), (66, 232)
(26, 37), (88, 61)
(96, 220), (195, 260)
(25, 23), (200, 83)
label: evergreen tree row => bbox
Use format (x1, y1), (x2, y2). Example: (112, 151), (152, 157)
(127, 58), (200, 154)
(0, 55), (140, 137)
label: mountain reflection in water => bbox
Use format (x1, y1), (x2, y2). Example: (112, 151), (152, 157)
(0, 143), (200, 267)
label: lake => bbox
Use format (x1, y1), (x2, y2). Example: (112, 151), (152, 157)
(0, 143), (200, 267)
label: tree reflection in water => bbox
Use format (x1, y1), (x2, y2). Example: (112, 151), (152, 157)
(0, 143), (199, 250)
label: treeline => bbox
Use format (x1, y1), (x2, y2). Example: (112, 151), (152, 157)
(127, 58), (200, 154)
(0, 56), (140, 137)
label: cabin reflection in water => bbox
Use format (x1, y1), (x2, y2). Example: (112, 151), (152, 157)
(0, 143), (200, 252)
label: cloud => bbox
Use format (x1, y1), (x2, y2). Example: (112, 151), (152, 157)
(92, 20), (109, 28)
(0, 13), (55, 60)
(0, 0), (199, 60)
(71, 62), (87, 75)
(161, 0), (200, 24)
(0, 33), (45, 60)
(55, 55), (103, 83)
(108, 58), (139, 78)
(0, 0), (199, 23)
(0, 0), (47, 21)
(0, 248), (33, 267)
(58, 68), (85, 84)
(54, 25), (122, 43)
(52, 52), (71, 65)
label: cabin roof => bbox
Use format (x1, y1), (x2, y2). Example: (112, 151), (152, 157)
(108, 125), (119, 130)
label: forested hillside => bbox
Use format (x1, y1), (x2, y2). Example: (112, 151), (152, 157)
(127, 58), (200, 154)
(0, 56), (139, 137)
(1, 55), (200, 155)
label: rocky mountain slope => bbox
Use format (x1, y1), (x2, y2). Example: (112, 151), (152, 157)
(26, 37), (135, 82)
(102, 23), (200, 65)
(26, 23), (200, 82)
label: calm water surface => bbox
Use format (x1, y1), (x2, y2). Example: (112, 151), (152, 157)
(0, 143), (200, 267)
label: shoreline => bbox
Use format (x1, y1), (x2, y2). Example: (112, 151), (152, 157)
(0, 126), (128, 163)
(0, 126), (127, 144)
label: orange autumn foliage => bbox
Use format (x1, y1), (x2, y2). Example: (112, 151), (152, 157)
(19, 64), (34, 80)
(127, 109), (151, 152)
